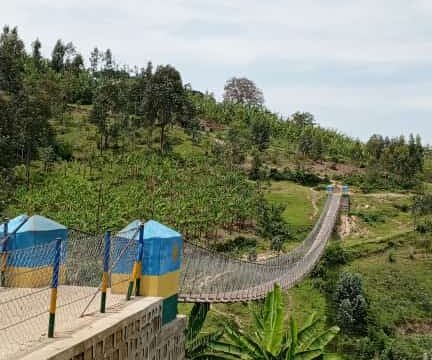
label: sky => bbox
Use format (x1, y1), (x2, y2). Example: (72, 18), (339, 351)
(2, 0), (432, 144)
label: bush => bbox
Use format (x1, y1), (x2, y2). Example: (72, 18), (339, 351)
(324, 242), (349, 266)
(381, 336), (432, 360)
(388, 248), (396, 263)
(415, 217), (432, 234)
(268, 167), (328, 187)
(393, 202), (410, 213)
(257, 200), (291, 240)
(352, 210), (386, 224)
(211, 236), (257, 254)
(311, 243), (348, 282)
(334, 272), (368, 335)
(270, 235), (283, 252)
(54, 141), (74, 161)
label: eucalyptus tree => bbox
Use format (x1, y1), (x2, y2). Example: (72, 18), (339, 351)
(147, 64), (189, 152)
(0, 26), (55, 187)
(31, 38), (43, 69)
(90, 79), (129, 151)
(51, 39), (75, 73)
(250, 115), (271, 151)
(0, 25), (25, 94)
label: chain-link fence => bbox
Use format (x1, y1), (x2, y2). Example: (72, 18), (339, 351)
(0, 227), (140, 359)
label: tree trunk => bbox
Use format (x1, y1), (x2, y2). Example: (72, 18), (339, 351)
(147, 125), (154, 148)
(160, 125), (165, 153)
(25, 145), (31, 190)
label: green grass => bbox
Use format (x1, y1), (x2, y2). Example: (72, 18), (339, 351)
(348, 247), (432, 332)
(344, 193), (413, 244)
(54, 107), (98, 160)
(179, 279), (328, 334)
(265, 181), (325, 238)
(287, 279), (328, 325)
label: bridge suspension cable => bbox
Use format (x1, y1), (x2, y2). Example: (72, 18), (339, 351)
(179, 193), (341, 303)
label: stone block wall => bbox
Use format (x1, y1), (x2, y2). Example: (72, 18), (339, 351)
(20, 298), (186, 360)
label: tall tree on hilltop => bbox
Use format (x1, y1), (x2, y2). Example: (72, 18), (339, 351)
(50, 39), (75, 73)
(147, 64), (188, 152)
(90, 80), (127, 151)
(103, 49), (113, 71)
(250, 116), (271, 151)
(70, 53), (84, 73)
(89, 46), (100, 74)
(290, 112), (315, 127)
(223, 77), (264, 106)
(0, 25), (25, 94)
(0, 25), (26, 169)
(0, 27), (56, 186)
(31, 38), (42, 69)
(366, 134), (385, 162)
(17, 89), (53, 187)
(50, 39), (66, 72)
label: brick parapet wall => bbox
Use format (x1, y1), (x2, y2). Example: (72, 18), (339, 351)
(19, 297), (186, 360)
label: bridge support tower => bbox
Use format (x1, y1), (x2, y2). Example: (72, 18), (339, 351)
(341, 185), (351, 214)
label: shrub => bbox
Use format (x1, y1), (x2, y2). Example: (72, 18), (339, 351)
(211, 236), (257, 254)
(256, 200), (291, 240)
(393, 202), (410, 213)
(270, 235), (283, 252)
(334, 272), (368, 335)
(311, 243), (348, 283)
(268, 167), (328, 187)
(352, 210), (386, 224)
(54, 141), (74, 161)
(380, 337), (432, 360)
(415, 217), (432, 234)
(388, 248), (396, 263)
(324, 242), (349, 266)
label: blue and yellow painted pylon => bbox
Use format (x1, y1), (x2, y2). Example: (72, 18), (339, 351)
(48, 237), (62, 338)
(112, 220), (183, 324)
(100, 231), (111, 313)
(0, 215), (67, 288)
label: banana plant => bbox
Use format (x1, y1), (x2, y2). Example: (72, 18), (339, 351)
(211, 284), (341, 360)
(185, 303), (224, 359)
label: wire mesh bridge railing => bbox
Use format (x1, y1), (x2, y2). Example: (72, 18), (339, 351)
(179, 193), (341, 302)
(0, 228), (139, 359)
(0, 193), (340, 359)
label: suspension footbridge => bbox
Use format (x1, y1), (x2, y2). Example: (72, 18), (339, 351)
(179, 193), (341, 302)
(0, 192), (341, 358)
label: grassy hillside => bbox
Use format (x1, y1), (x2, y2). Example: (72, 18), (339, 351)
(4, 106), (432, 360)
(180, 189), (432, 360)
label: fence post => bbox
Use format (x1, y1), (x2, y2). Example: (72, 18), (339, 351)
(48, 237), (62, 338)
(135, 224), (144, 296)
(100, 231), (111, 313)
(1, 217), (9, 287)
(126, 224), (144, 300)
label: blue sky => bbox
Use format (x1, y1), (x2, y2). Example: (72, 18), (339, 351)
(3, 0), (432, 143)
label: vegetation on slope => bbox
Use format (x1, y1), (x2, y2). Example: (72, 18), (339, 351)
(1, 25), (432, 360)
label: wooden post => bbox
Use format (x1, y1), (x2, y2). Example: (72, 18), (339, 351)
(48, 237), (62, 338)
(100, 231), (111, 313)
